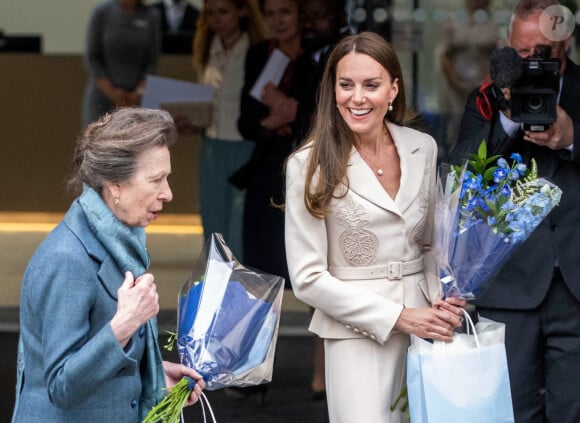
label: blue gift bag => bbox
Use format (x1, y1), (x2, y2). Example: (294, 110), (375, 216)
(406, 351), (428, 423)
(407, 313), (515, 423)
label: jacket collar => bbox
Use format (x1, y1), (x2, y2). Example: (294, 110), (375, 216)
(346, 121), (426, 216)
(64, 200), (123, 300)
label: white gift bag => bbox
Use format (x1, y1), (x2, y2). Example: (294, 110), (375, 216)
(407, 311), (515, 423)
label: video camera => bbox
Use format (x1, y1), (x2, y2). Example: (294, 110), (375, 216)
(510, 45), (560, 132)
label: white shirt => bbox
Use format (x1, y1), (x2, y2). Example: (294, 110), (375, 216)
(163, 0), (188, 32)
(202, 33), (250, 141)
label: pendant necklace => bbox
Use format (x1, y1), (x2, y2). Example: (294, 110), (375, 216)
(357, 144), (385, 176)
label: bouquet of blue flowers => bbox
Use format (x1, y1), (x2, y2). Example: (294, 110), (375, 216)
(402, 142), (561, 423)
(434, 141), (562, 299)
(144, 233), (285, 422)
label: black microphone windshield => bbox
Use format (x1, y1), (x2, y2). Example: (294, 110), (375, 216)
(490, 46), (523, 88)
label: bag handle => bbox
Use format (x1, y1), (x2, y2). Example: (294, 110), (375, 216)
(181, 391), (217, 423)
(462, 308), (480, 348)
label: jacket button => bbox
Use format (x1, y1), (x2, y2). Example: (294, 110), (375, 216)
(130, 399), (138, 408)
(550, 224), (558, 231)
(370, 334), (377, 341)
(345, 324), (352, 330)
(362, 331), (369, 337)
(139, 326), (145, 337)
(353, 327), (360, 333)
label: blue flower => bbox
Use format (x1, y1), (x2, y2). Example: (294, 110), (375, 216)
(516, 163), (527, 175)
(497, 158), (509, 168)
(452, 151), (562, 248)
(509, 169), (520, 181)
(435, 143), (562, 301)
(493, 168), (508, 183)
(510, 152), (522, 163)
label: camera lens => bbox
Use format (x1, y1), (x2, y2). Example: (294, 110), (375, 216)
(527, 94), (544, 112)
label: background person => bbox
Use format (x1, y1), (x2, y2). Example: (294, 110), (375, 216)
(185, 0), (267, 258)
(152, 0), (199, 35)
(82, 0), (161, 127)
(234, 0), (315, 285)
(151, 0), (200, 54)
(295, 0), (349, 143)
(285, 32), (465, 423)
(438, 0), (500, 160)
(11, 108), (205, 423)
(450, 1), (580, 421)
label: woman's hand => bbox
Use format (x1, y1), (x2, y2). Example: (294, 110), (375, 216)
(260, 82), (298, 131)
(433, 296), (467, 315)
(163, 361), (206, 406)
(126, 90), (142, 106)
(395, 297), (466, 342)
(110, 271), (159, 348)
(95, 77), (129, 106)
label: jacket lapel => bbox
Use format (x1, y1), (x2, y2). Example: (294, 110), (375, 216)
(389, 123), (426, 214)
(347, 149), (399, 214)
(64, 200), (122, 300)
(346, 122), (426, 215)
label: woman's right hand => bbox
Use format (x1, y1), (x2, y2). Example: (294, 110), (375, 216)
(110, 271), (160, 347)
(394, 302), (464, 343)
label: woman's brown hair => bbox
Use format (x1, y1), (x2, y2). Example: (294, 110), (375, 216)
(192, 0), (268, 78)
(298, 31), (415, 218)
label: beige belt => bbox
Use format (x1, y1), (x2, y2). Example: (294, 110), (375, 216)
(329, 257), (424, 281)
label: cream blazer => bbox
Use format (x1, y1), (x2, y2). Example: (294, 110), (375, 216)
(285, 122), (440, 346)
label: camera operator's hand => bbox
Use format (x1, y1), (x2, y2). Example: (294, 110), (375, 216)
(500, 87), (512, 119)
(523, 104), (574, 150)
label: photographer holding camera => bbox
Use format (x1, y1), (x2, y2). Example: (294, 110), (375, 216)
(450, 1), (580, 421)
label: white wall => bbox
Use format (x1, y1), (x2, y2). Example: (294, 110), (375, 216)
(0, 0), (202, 55)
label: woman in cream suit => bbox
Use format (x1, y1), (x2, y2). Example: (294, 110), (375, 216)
(285, 32), (465, 422)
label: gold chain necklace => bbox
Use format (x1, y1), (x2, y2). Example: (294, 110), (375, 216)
(355, 127), (392, 177)
(356, 144), (385, 176)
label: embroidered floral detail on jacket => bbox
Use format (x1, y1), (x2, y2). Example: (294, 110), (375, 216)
(336, 197), (379, 266)
(409, 181), (429, 257)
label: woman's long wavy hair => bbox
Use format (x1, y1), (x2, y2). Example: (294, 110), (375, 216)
(192, 0), (268, 78)
(298, 31), (416, 218)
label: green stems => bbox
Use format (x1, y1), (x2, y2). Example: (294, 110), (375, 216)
(142, 377), (191, 423)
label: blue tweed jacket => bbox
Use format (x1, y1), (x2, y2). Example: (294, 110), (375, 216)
(12, 200), (165, 422)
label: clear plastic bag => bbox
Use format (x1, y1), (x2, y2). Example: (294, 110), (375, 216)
(177, 233), (285, 390)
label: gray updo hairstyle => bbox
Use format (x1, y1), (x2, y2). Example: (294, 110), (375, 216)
(69, 107), (177, 193)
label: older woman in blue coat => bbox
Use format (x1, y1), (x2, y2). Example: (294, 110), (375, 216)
(12, 108), (205, 422)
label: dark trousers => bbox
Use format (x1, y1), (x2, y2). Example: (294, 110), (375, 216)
(477, 270), (580, 423)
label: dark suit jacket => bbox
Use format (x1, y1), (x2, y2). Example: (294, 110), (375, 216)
(152, 1), (198, 34)
(450, 57), (580, 309)
(233, 40), (316, 190)
(151, 1), (199, 54)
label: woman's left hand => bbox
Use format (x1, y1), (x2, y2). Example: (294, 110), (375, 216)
(162, 361), (206, 406)
(433, 296), (466, 318)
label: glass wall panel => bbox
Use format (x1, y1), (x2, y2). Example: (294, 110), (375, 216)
(350, 0), (580, 160)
